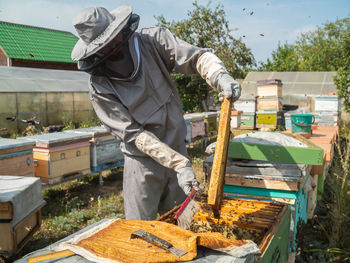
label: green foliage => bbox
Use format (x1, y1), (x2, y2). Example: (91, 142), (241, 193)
(260, 16), (350, 72)
(155, 1), (255, 112)
(260, 42), (300, 71)
(334, 68), (350, 114)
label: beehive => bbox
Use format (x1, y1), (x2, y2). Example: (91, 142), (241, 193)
(19, 132), (91, 184)
(230, 110), (242, 129)
(240, 112), (256, 129)
(0, 176), (46, 256)
(0, 138), (35, 177)
(234, 98), (256, 113)
(184, 113), (205, 143)
(64, 126), (124, 172)
(256, 111), (284, 130)
(158, 196), (290, 263)
(201, 112), (218, 136)
(257, 97), (283, 111)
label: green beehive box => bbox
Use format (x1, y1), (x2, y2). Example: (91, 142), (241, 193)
(240, 112), (256, 129)
(256, 110), (284, 130)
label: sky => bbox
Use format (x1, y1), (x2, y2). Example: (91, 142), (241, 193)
(0, 0), (349, 64)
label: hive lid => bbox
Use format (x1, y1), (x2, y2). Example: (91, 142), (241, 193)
(184, 113), (203, 121)
(18, 132), (91, 147)
(256, 79), (282, 86)
(0, 138), (35, 150)
(0, 176), (46, 227)
(64, 126), (112, 137)
(202, 112), (218, 118)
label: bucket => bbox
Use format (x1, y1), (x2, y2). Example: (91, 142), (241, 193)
(291, 114), (314, 134)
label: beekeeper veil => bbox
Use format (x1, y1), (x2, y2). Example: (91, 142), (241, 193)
(71, 5), (140, 79)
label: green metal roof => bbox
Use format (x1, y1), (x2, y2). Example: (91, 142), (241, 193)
(0, 21), (78, 63)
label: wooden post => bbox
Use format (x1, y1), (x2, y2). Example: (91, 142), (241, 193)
(207, 97), (232, 213)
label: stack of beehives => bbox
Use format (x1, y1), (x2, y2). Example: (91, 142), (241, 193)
(256, 79), (284, 130)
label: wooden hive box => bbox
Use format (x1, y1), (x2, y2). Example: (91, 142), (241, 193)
(257, 85), (282, 97)
(184, 113), (205, 143)
(0, 176), (46, 256)
(64, 126), (124, 172)
(256, 79), (283, 98)
(18, 132), (92, 184)
(257, 97), (283, 111)
(158, 196), (291, 263)
(0, 138), (35, 177)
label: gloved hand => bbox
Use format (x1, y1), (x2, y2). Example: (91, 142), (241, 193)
(176, 166), (201, 195)
(217, 74), (241, 102)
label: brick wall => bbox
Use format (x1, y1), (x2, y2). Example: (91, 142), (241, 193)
(0, 47), (8, 66)
(11, 58), (77, 70)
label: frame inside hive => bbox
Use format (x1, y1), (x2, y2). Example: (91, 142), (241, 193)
(157, 195), (288, 253)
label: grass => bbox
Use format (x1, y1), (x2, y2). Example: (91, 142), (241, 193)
(296, 122), (350, 262)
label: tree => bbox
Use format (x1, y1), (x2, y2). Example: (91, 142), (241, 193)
(261, 16), (350, 72)
(155, 1), (255, 112)
(260, 16), (350, 112)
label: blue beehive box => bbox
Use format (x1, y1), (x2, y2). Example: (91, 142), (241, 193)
(64, 126), (124, 172)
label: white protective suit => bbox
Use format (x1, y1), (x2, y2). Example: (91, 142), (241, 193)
(87, 27), (240, 220)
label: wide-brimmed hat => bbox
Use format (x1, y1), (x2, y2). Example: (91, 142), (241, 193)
(71, 5), (132, 61)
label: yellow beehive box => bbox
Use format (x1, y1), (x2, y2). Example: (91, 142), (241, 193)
(19, 132), (91, 184)
(257, 97), (283, 111)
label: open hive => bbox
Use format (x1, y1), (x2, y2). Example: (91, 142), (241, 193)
(158, 195), (288, 254)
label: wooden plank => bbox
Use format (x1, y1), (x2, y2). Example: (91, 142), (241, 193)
(225, 174), (301, 191)
(307, 174), (318, 219)
(260, 206), (290, 263)
(208, 97), (232, 211)
(224, 192), (296, 205)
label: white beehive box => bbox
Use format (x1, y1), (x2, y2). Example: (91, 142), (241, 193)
(311, 95), (340, 112)
(233, 98), (256, 113)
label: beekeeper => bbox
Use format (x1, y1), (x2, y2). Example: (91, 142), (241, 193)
(71, 5), (241, 220)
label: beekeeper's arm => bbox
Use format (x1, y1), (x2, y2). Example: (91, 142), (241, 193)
(135, 131), (200, 195)
(151, 27), (241, 101)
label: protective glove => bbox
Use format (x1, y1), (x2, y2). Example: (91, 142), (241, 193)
(135, 131), (201, 195)
(176, 166), (201, 195)
(217, 74), (242, 102)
